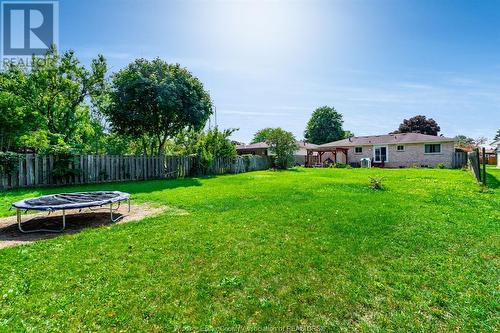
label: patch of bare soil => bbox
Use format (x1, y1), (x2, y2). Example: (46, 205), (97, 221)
(0, 203), (180, 249)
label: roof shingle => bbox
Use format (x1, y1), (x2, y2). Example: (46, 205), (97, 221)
(319, 133), (455, 148)
(236, 141), (319, 151)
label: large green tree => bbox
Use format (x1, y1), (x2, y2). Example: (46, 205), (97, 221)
(304, 106), (347, 144)
(0, 47), (107, 152)
(266, 128), (298, 169)
(394, 115), (440, 136)
(494, 129), (500, 141)
(0, 71), (25, 151)
(107, 58), (213, 155)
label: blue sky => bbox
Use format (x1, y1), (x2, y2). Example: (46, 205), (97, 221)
(60, 0), (500, 143)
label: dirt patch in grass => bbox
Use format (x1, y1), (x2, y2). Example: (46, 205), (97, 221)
(0, 203), (180, 249)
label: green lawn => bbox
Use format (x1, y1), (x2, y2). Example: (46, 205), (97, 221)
(0, 168), (499, 332)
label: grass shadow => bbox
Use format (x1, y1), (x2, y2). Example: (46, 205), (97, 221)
(485, 169), (499, 189)
(0, 211), (125, 245)
(0, 177), (203, 198)
(268, 167), (305, 173)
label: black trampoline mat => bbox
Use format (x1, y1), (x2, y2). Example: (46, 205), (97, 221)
(12, 191), (130, 211)
(26, 192), (121, 207)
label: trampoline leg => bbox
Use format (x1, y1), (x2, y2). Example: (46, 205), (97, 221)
(17, 208), (21, 232)
(17, 208), (66, 233)
(128, 198), (131, 213)
(110, 203), (123, 222)
(62, 209), (66, 230)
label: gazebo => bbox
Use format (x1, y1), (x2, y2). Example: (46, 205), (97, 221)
(305, 146), (349, 167)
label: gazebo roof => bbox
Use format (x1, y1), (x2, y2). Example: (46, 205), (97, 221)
(306, 146), (349, 153)
(305, 145), (349, 167)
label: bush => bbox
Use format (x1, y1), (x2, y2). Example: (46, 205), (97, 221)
(0, 152), (21, 176)
(177, 127), (237, 175)
(437, 163), (445, 169)
(330, 162), (348, 168)
(46, 145), (81, 180)
(323, 160), (333, 168)
(195, 149), (213, 175)
(241, 154), (252, 171)
(369, 176), (385, 190)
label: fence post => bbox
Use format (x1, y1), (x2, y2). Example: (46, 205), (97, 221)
(482, 147), (487, 186)
(475, 148), (481, 183)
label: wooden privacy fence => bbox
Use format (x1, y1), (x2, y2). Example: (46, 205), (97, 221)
(480, 155), (497, 166)
(452, 151), (468, 169)
(208, 155), (270, 175)
(468, 150), (481, 182)
(0, 154), (270, 190)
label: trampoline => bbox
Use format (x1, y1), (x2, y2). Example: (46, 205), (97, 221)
(12, 191), (131, 233)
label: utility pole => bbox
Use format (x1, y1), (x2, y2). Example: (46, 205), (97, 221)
(214, 106), (218, 128)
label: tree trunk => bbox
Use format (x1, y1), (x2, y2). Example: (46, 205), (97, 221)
(141, 138), (148, 156)
(157, 134), (168, 156)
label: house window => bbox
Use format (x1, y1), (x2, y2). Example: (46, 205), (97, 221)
(374, 146), (388, 162)
(397, 145), (404, 151)
(355, 147), (362, 154)
(424, 144), (441, 154)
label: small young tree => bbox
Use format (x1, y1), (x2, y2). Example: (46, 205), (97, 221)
(454, 134), (475, 149)
(474, 137), (487, 147)
(343, 130), (355, 138)
(175, 127), (237, 174)
(265, 128), (298, 169)
(177, 128), (237, 157)
(455, 134), (475, 145)
(394, 115), (440, 136)
(251, 127), (274, 144)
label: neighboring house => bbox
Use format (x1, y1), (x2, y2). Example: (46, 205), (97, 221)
(235, 142), (269, 156)
(236, 141), (318, 165)
(312, 133), (456, 168)
(491, 140), (500, 168)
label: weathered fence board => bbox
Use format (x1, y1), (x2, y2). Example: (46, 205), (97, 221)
(0, 155), (270, 190)
(452, 151), (468, 169)
(468, 150), (481, 182)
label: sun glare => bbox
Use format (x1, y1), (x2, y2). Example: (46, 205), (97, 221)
(197, 1), (321, 64)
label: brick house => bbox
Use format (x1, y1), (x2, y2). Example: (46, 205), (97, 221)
(491, 139), (500, 168)
(310, 133), (456, 168)
(236, 141), (318, 165)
